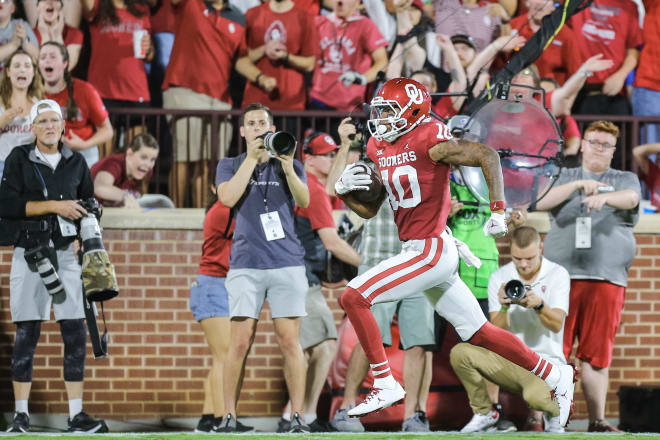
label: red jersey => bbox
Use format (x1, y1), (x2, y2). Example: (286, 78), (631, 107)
(309, 13), (387, 111)
(633, 1), (660, 91)
(570, 0), (643, 84)
(295, 173), (335, 229)
(90, 153), (152, 206)
(150, 0), (176, 33)
(510, 14), (583, 85)
(46, 78), (108, 141)
(87, 0), (151, 102)
(367, 120), (452, 241)
(199, 201), (234, 278)
(34, 24), (83, 46)
(243, 3), (318, 110)
(164, 0), (247, 104)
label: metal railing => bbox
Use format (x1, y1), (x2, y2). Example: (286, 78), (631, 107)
(106, 107), (660, 208)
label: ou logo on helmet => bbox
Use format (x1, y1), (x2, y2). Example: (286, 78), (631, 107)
(405, 83), (424, 105)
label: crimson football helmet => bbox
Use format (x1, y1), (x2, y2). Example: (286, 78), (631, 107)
(368, 77), (431, 142)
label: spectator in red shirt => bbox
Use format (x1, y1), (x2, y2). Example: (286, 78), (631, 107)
(632, 0), (660, 144)
(163, 0), (266, 208)
(308, 0), (388, 112)
(26, 0), (82, 29)
(33, 0), (84, 71)
(81, 0), (154, 108)
(39, 41), (113, 168)
(242, 0), (317, 116)
(90, 133), (161, 208)
(632, 142), (660, 211)
(570, 0), (643, 115)
(509, 0), (583, 85)
(189, 194), (236, 433)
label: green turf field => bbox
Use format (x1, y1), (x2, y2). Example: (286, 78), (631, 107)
(2, 433), (659, 439)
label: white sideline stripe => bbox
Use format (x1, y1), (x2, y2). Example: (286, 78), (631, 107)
(359, 238), (439, 298)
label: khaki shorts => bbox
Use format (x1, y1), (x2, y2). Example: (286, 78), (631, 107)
(163, 87), (232, 162)
(225, 266), (308, 319)
(10, 246), (86, 322)
(299, 284), (338, 350)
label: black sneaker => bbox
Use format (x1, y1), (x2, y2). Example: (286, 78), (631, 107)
(194, 414), (214, 433)
(67, 411), (109, 433)
(308, 418), (332, 432)
(6, 412), (29, 433)
(214, 414), (254, 433)
(288, 413), (311, 433)
(276, 417), (290, 433)
(235, 419), (255, 432)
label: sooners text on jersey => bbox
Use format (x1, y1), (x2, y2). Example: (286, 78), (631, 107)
(367, 120), (453, 241)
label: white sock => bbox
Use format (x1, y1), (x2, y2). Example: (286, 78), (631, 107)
(373, 374), (396, 389)
(304, 413), (317, 424)
(282, 412), (291, 422)
(544, 363), (560, 388)
(15, 400), (28, 415)
(69, 398), (82, 419)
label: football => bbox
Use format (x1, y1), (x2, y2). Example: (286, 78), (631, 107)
(337, 162), (387, 211)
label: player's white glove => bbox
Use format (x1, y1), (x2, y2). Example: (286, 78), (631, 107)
(483, 211), (507, 238)
(339, 71), (367, 87)
(334, 163), (372, 195)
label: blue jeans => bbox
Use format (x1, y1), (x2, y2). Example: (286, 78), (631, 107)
(632, 86), (660, 144)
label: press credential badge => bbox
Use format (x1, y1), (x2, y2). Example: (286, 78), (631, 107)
(575, 217), (591, 249)
(260, 211), (285, 241)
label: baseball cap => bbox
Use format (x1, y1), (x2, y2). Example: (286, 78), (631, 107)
(30, 99), (63, 124)
(451, 34), (477, 51)
(304, 132), (337, 158)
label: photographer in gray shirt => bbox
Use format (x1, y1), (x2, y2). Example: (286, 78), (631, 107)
(535, 120), (641, 432)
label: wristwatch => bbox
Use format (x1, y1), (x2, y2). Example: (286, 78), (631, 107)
(533, 300), (544, 312)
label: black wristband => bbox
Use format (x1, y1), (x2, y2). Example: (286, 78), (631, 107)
(283, 53), (289, 64)
(533, 300), (544, 311)
(255, 72), (263, 84)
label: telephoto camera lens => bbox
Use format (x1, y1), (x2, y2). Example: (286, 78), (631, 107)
(262, 131), (296, 156)
(504, 279), (527, 301)
(24, 246), (65, 297)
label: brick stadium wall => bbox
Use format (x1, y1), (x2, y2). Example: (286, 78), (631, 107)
(0, 221), (658, 421)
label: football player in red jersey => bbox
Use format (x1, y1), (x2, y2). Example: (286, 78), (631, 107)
(334, 77), (575, 426)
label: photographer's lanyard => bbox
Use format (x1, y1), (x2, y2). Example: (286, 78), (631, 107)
(255, 163), (285, 241)
(575, 168), (606, 249)
(32, 164), (48, 199)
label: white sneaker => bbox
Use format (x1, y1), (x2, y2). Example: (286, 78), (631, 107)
(553, 364), (576, 427)
(346, 381), (405, 418)
(460, 410), (500, 433)
(544, 413), (565, 433)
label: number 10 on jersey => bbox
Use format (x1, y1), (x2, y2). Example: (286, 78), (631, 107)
(380, 165), (422, 210)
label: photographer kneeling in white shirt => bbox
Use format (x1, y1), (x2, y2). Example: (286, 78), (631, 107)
(451, 226), (570, 433)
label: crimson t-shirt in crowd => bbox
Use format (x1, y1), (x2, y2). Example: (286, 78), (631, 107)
(46, 78), (108, 141)
(90, 153), (152, 206)
(309, 13), (387, 111)
(643, 159), (660, 210)
(295, 173), (335, 230)
(633, 0), (660, 91)
(164, 0), (247, 104)
(510, 14), (583, 85)
(293, 0), (320, 16)
(243, 3), (318, 110)
(33, 24), (83, 46)
(559, 114), (580, 141)
(432, 87), (459, 120)
(150, 0), (176, 34)
(570, 0), (642, 84)
(87, 0), (151, 102)
(199, 201), (234, 278)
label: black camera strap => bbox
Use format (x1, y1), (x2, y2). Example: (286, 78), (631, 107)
(83, 287), (108, 358)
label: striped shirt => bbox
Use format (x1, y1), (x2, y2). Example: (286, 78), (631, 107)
(359, 202), (402, 269)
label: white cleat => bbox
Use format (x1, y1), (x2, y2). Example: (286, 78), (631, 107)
(553, 364), (576, 427)
(460, 410), (500, 433)
(544, 413), (565, 433)
(347, 381), (405, 418)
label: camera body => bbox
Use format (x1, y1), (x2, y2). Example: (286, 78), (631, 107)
(261, 131), (296, 156)
(504, 279), (530, 301)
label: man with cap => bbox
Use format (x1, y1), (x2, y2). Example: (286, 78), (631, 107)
(282, 131), (361, 432)
(0, 99), (108, 433)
